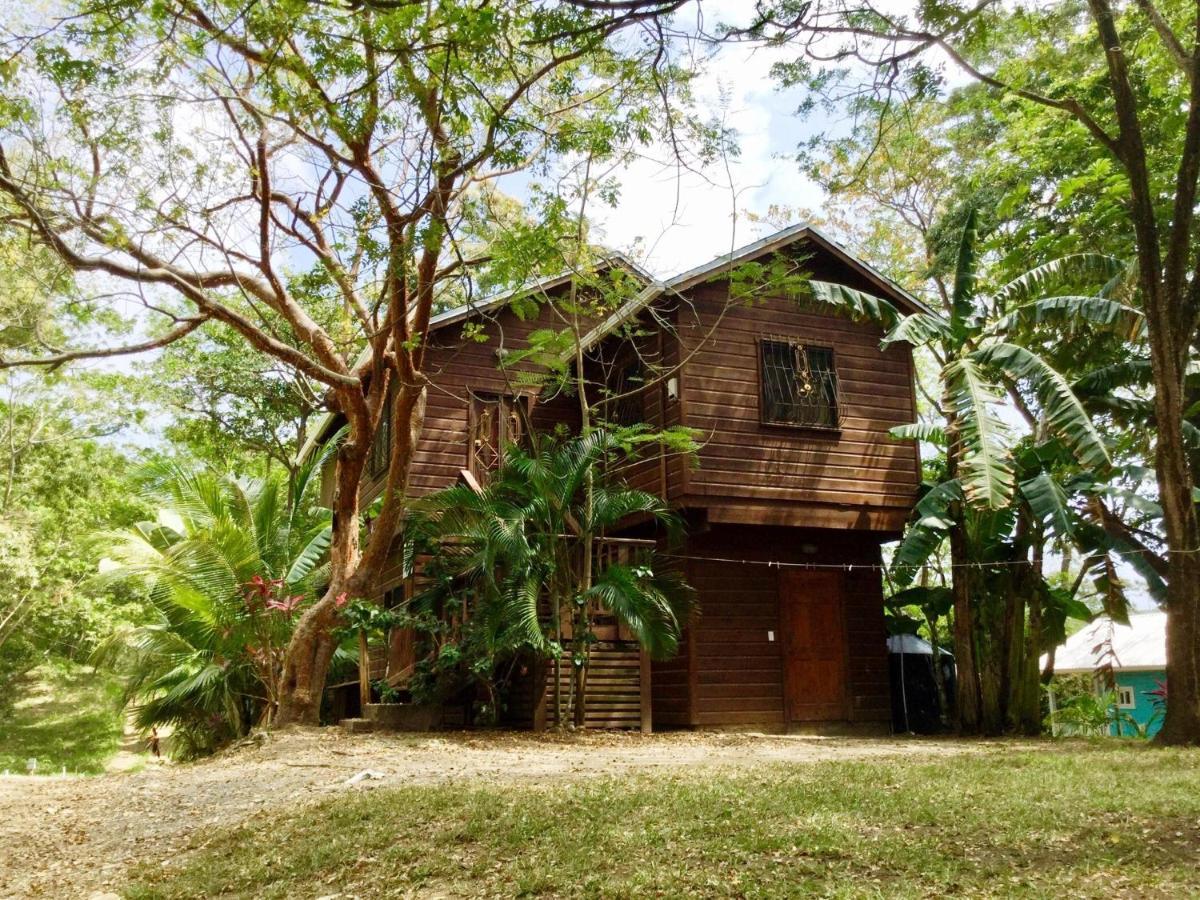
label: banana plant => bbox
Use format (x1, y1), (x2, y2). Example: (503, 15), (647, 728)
(814, 209), (1112, 510)
(810, 210), (1123, 733)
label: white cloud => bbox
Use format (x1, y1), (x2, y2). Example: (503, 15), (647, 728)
(588, 32), (830, 278)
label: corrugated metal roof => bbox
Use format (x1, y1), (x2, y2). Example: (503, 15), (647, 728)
(1045, 610), (1167, 674)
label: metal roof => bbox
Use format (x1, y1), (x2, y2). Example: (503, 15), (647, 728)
(575, 222), (932, 354)
(1045, 610), (1167, 674)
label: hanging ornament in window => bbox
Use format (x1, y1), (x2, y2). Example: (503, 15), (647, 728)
(794, 343), (816, 398)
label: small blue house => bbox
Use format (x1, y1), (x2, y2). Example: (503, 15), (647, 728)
(1049, 611), (1167, 737)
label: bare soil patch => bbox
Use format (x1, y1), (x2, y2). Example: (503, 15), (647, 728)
(0, 728), (980, 898)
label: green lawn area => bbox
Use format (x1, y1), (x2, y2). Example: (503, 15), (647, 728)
(0, 660), (125, 775)
(129, 744), (1200, 899)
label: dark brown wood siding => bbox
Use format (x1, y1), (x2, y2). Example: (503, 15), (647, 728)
(360, 300), (582, 505)
(651, 524), (891, 729)
(672, 241), (920, 527)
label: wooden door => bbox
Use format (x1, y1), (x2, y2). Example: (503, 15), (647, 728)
(780, 570), (848, 722)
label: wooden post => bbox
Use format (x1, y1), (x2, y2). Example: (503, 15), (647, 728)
(358, 630), (371, 713)
(640, 647), (653, 734)
(532, 657), (549, 732)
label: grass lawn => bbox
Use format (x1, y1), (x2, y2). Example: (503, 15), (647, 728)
(128, 743), (1199, 899)
(0, 660), (125, 775)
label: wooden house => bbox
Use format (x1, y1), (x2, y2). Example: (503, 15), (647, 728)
(310, 224), (926, 732)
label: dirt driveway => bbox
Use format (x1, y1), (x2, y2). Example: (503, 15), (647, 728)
(0, 728), (978, 898)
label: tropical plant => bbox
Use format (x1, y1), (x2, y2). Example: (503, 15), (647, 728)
(335, 596), (391, 712)
(93, 456), (332, 757)
(1049, 687), (1121, 738)
(406, 427), (694, 726)
(811, 210), (1122, 733)
(0, 0), (703, 727)
(752, 0), (1200, 745)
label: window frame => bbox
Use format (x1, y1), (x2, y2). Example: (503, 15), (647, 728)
(608, 357), (646, 427)
(755, 336), (842, 433)
(466, 390), (527, 481)
(368, 387), (393, 478)
(1116, 685), (1136, 709)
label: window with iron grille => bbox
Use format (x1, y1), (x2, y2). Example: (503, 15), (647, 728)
(468, 392), (524, 482)
(759, 338), (840, 429)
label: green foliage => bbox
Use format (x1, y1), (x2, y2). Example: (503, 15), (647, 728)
(146, 321), (322, 475)
(0, 378), (150, 689)
(1045, 679), (1160, 739)
(0, 660), (125, 775)
(336, 598), (396, 640)
(405, 428), (694, 718)
(93, 458), (332, 757)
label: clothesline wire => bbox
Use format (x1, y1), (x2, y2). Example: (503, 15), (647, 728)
(655, 543), (1185, 574)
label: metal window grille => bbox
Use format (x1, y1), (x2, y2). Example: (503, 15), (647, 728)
(610, 361), (645, 426)
(469, 392), (525, 482)
(760, 338), (840, 429)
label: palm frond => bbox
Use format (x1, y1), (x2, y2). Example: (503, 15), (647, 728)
(950, 207), (980, 340)
(973, 342), (1110, 471)
(1018, 471), (1074, 539)
(890, 479), (962, 587)
(995, 253), (1127, 306)
(881, 312), (953, 349)
(890, 422), (946, 445)
(807, 281), (903, 330)
(945, 357), (1014, 508)
(993, 295), (1144, 339)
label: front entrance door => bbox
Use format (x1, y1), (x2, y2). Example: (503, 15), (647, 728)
(780, 570), (848, 722)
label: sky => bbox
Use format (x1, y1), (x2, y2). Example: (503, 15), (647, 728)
(579, 3), (830, 279)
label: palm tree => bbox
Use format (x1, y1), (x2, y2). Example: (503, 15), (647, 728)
(407, 427), (693, 726)
(94, 456), (331, 757)
(811, 210), (1121, 733)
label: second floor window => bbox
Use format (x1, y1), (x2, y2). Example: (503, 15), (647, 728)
(369, 391), (392, 477)
(759, 338), (840, 430)
(469, 392), (524, 482)
(609, 360), (645, 426)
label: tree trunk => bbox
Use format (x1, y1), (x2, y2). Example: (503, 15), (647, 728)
(975, 592), (1004, 736)
(924, 610), (951, 729)
(1141, 281), (1200, 744)
(1017, 584), (1044, 736)
(275, 382), (428, 726)
(1156, 434), (1200, 743)
(1000, 581), (1025, 733)
(948, 522), (982, 732)
(944, 396), (983, 734)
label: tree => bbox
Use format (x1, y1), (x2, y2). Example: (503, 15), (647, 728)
(0, 378), (148, 685)
(95, 458), (332, 755)
(0, 0), (700, 723)
(147, 321), (323, 489)
(811, 212), (1114, 733)
(748, 0), (1200, 742)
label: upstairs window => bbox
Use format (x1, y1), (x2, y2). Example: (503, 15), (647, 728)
(369, 390), (393, 478)
(609, 360), (645, 426)
(759, 338), (840, 430)
(468, 392), (525, 482)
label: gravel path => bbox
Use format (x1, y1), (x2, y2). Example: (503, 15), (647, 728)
(0, 728), (977, 898)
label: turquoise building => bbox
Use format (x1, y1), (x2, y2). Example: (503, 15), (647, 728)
(1048, 610), (1167, 738)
